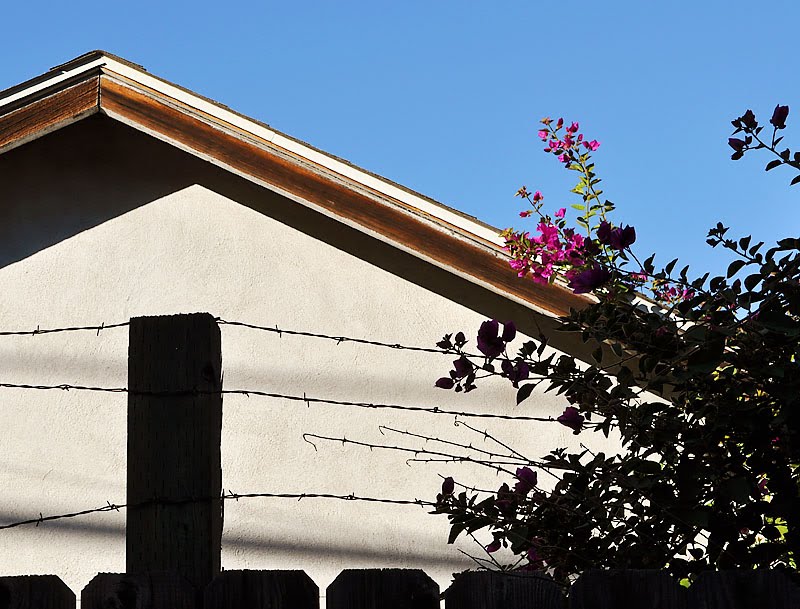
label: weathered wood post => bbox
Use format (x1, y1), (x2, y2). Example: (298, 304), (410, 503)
(126, 313), (223, 591)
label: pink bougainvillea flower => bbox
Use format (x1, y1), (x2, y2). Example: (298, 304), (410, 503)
(477, 320), (505, 358)
(513, 466), (538, 494)
(770, 104), (789, 130)
(597, 221), (636, 250)
(728, 137), (746, 152)
(519, 210), (534, 218)
(740, 109), (758, 130)
(557, 406), (584, 433)
(501, 359), (530, 388)
(567, 121), (579, 133)
(537, 130), (548, 140)
(555, 207), (566, 219)
(532, 190), (544, 202)
(584, 139), (601, 151)
(567, 265), (612, 294)
(557, 153), (569, 163)
(452, 356), (474, 379)
(556, 118), (564, 128)
(501, 321), (517, 342)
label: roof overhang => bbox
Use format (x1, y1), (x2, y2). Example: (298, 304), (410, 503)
(0, 51), (591, 318)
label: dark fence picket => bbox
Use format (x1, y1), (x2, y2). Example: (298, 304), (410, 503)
(127, 313), (223, 592)
(444, 570), (564, 609)
(568, 570), (686, 609)
(326, 569), (439, 609)
(81, 573), (196, 609)
(0, 575), (74, 609)
(687, 570), (800, 609)
(204, 570), (318, 609)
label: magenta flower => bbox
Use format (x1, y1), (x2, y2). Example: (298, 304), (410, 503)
(501, 359), (530, 387)
(597, 221), (636, 250)
(555, 207), (566, 219)
(532, 190), (543, 202)
(728, 137), (746, 152)
(557, 153), (569, 163)
(567, 265), (612, 294)
(452, 356), (474, 379)
(770, 104), (789, 130)
(537, 130), (548, 140)
(501, 321), (517, 343)
(567, 121), (579, 133)
(513, 466), (538, 494)
(584, 139), (601, 151)
(557, 406), (584, 433)
(486, 539), (502, 553)
(740, 109), (758, 130)
(477, 320), (505, 358)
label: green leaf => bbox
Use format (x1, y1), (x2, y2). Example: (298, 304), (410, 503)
(516, 383), (535, 405)
(726, 259), (746, 278)
(744, 273), (761, 291)
(721, 477), (752, 503)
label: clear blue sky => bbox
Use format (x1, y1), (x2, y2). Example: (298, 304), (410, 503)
(3, 1), (798, 277)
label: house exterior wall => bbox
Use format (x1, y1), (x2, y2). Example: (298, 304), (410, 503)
(0, 117), (610, 599)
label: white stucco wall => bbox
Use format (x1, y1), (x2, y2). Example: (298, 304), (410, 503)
(0, 118), (614, 603)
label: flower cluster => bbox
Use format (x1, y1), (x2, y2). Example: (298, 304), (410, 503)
(504, 117), (706, 305)
(539, 117), (600, 166)
(502, 221), (587, 284)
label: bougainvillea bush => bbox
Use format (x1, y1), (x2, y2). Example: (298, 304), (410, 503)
(433, 107), (800, 583)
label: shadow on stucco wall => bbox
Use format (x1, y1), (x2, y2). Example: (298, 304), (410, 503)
(0, 114), (585, 357)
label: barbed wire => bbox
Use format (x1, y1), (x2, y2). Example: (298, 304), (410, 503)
(0, 317), (461, 356)
(0, 490), (434, 531)
(0, 321), (130, 337)
(0, 382), (562, 423)
(215, 318), (457, 355)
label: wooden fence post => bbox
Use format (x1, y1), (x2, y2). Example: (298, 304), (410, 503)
(326, 569), (439, 609)
(204, 570), (319, 609)
(688, 570), (800, 609)
(444, 571), (563, 609)
(127, 313), (223, 591)
(81, 573), (196, 609)
(569, 570), (685, 609)
(0, 575), (75, 609)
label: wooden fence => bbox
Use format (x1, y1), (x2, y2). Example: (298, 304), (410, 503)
(1, 568), (799, 608)
(4, 314), (799, 608)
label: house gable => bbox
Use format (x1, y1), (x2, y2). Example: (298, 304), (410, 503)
(0, 51), (589, 322)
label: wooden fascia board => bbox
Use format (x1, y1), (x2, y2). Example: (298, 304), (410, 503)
(96, 72), (589, 317)
(0, 72), (100, 154)
(0, 64), (589, 317)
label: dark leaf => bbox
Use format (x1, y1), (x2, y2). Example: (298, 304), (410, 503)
(516, 383), (535, 405)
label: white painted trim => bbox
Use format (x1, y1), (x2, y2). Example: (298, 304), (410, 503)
(0, 58), (106, 108)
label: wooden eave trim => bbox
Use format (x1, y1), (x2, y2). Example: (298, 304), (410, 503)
(100, 68), (502, 252)
(0, 74), (100, 154)
(96, 73), (589, 316)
